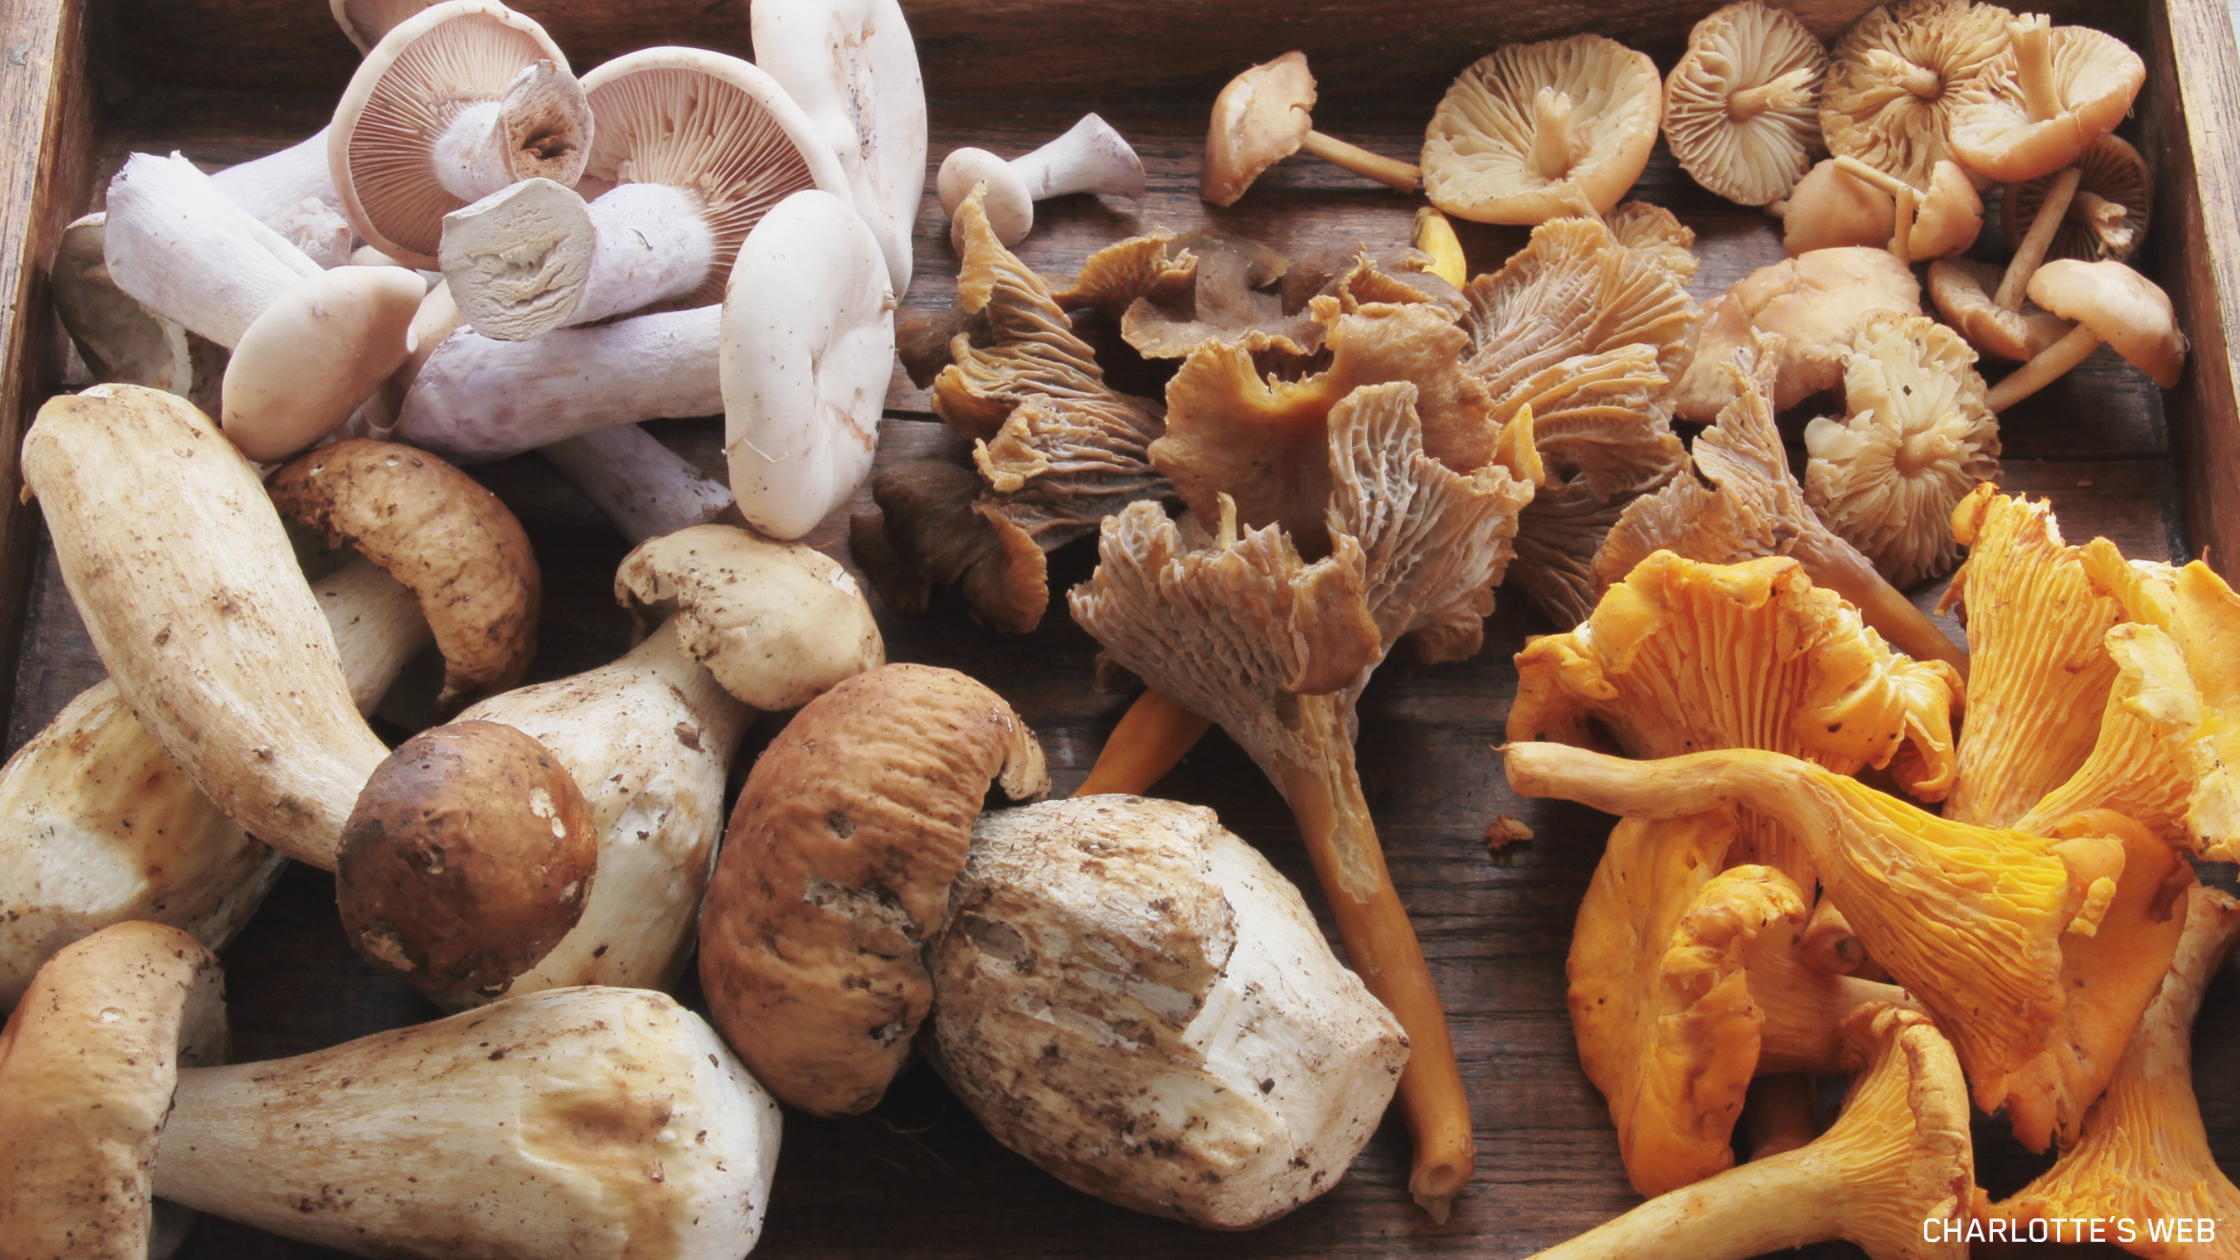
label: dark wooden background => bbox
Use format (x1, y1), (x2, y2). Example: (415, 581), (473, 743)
(3, 0), (2236, 1255)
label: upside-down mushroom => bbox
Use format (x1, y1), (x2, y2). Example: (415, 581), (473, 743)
(1662, 1), (1828, 208)
(1820, 0), (2015, 190)
(1673, 247), (1923, 421)
(1984, 260), (2187, 411)
(2003, 134), (2151, 264)
(1423, 35), (1663, 224)
(1946, 16), (2144, 183)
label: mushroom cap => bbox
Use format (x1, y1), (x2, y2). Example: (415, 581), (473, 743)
(1777, 159), (1897, 256)
(329, 0), (589, 266)
(1904, 158), (1986, 257)
(1202, 51), (1316, 206)
(1663, 1), (1829, 207)
(1802, 312), (2001, 589)
(929, 796), (1407, 1227)
(849, 458), (1050, 633)
(1820, 0), (2017, 190)
(697, 664), (1049, 1116)
(1673, 247), (1923, 419)
(1604, 200), (1700, 281)
(1423, 34), (1663, 224)
(721, 188), (895, 540)
(337, 719), (598, 999)
(1948, 22), (2145, 183)
(1816, 1005), (1976, 1260)
(750, 0), (926, 293)
(2026, 258), (2188, 388)
(1047, 225), (1198, 321)
(330, 0), (433, 54)
(267, 438), (541, 714)
(0, 921), (224, 1258)
(220, 265), (427, 462)
(579, 46), (851, 310)
(2002, 134), (2151, 263)
(936, 151), (1033, 245)
(1118, 234), (1324, 362)
(1925, 255), (2071, 361)
(615, 522), (884, 711)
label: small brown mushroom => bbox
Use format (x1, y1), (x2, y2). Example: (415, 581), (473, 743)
(1202, 51), (1419, 204)
(1925, 256), (2072, 362)
(1947, 16), (2144, 183)
(1423, 34), (1664, 224)
(1984, 259), (2187, 411)
(1820, 0), (2016, 190)
(2002, 134), (2151, 264)
(1662, 2), (1829, 207)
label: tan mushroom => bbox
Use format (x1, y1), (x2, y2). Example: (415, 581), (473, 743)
(1820, 0), (2016, 190)
(1673, 247), (1923, 421)
(1773, 159), (1898, 255)
(1663, 2), (1828, 207)
(1423, 34), (1664, 224)
(1985, 259), (2187, 411)
(1604, 200), (1700, 282)
(1947, 16), (2144, 183)
(1926, 256), (2072, 362)
(1202, 52), (1420, 205)
(2002, 134), (2151, 263)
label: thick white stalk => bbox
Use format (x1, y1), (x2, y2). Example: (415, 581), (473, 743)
(103, 153), (321, 348)
(540, 425), (734, 544)
(442, 179), (713, 341)
(1009, 113), (1145, 200)
(572, 183), (715, 323)
(208, 129), (340, 220)
(429, 99), (519, 202)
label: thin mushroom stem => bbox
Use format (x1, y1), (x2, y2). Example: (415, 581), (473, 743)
(1528, 87), (1575, 182)
(1985, 322), (2103, 411)
(1890, 185), (1919, 263)
(1996, 166), (2081, 310)
(1525, 1132), (1852, 1259)
(1727, 68), (1815, 122)
(1072, 689), (1213, 797)
(1297, 130), (1422, 193)
(1831, 155), (1912, 199)
(2009, 17), (2063, 123)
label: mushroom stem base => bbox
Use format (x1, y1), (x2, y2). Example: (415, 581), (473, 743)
(1073, 689), (1213, 797)
(1298, 130), (1421, 193)
(1985, 323), (2103, 412)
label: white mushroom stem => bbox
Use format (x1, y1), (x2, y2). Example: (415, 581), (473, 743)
(1530, 86), (1576, 181)
(103, 153), (321, 348)
(431, 61), (585, 201)
(1728, 68), (1816, 121)
(441, 178), (715, 340)
(1863, 49), (1941, 99)
(1985, 322), (2102, 411)
(206, 127), (353, 266)
(396, 304), (721, 460)
(1831, 155), (1914, 199)
(540, 425), (736, 544)
(1013, 113), (1146, 202)
(1995, 166), (2082, 310)
(2010, 17), (2063, 122)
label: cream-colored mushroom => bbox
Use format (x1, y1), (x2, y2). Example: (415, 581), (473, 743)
(1662, 2), (1828, 207)
(1820, 0), (2016, 189)
(1947, 15), (2144, 183)
(1202, 52), (1421, 205)
(540, 424), (737, 544)
(1423, 34), (1663, 223)
(1926, 256), (2072, 362)
(937, 114), (1144, 248)
(2002, 135), (2151, 264)
(1985, 259), (2187, 411)
(49, 213), (207, 406)
(1673, 247), (1924, 420)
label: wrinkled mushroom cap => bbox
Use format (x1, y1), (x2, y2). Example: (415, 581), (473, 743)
(2002, 134), (2151, 263)
(1926, 255), (2072, 362)
(221, 266), (428, 462)
(2027, 258), (2188, 388)
(1663, 1), (1829, 206)
(1820, 0), (2016, 189)
(1818, 1005), (1976, 1260)
(1423, 34), (1663, 224)
(1675, 247), (1923, 419)
(1202, 51), (1316, 206)
(1948, 21), (2144, 183)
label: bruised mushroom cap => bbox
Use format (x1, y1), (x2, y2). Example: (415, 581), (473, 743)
(1947, 19), (2144, 183)
(615, 522), (884, 711)
(330, 0), (590, 266)
(1663, 1), (1829, 207)
(2028, 259), (2188, 388)
(1674, 247), (1923, 420)
(220, 265), (428, 462)
(2002, 134), (2151, 264)
(268, 438), (540, 714)
(0, 921), (223, 1257)
(929, 796), (1408, 1227)
(1926, 256), (2072, 362)
(721, 189), (894, 541)
(581, 47), (851, 310)
(698, 664), (1050, 1116)
(1820, 0), (2016, 190)
(1202, 51), (1316, 207)
(1422, 34), (1663, 224)
(1803, 313), (2001, 589)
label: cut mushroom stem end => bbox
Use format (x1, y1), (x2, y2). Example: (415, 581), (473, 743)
(1298, 130), (1421, 193)
(1072, 689), (1215, 798)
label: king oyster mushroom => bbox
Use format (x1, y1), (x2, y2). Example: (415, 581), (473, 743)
(937, 114), (1145, 248)
(1422, 34), (1664, 224)
(929, 795), (1407, 1228)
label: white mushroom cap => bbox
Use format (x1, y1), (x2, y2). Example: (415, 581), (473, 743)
(936, 149), (1031, 244)
(221, 265), (428, 461)
(1423, 34), (1664, 224)
(751, 0), (927, 295)
(330, 0), (434, 54)
(722, 188), (895, 540)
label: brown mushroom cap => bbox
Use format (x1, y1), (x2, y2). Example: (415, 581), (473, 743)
(1423, 34), (1663, 224)
(269, 438), (539, 715)
(697, 663), (1050, 1117)
(1925, 256), (2071, 361)
(1202, 51), (1316, 206)
(1663, 1), (1829, 207)
(1947, 19), (2144, 183)
(2002, 134), (2151, 263)
(337, 719), (598, 999)
(1821, 0), (2016, 190)
(2026, 258), (2187, 388)
(1777, 159), (1896, 255)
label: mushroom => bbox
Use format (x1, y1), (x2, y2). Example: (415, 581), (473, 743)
(1518, 1006), (1972, 1260)
(1413, 206), (1469, 286)
(1947, 16), (2145, 183)
(697, 664), (1047, 1116)
(1773, 159), (1899, 255)
(1802, 312), (2002, 588)
(722, 188), (895, 540)
(2012, 623), (2203, 847)
(439, 48), (847, 341)
(937, 114), (1146, 247)
(540, 424), (737, 544)
(1822, 155), (1984, 261)
(2002, 134), (2151, 263)
(328, 0), (591, 268)
(1422, 34), (1663, 224)
(1672, 247), (1924, 421)
(50, 213), (212, 410)
(1820, 0), (2016, 191)
(750, 0), (926, 293)
(1201, 51), (1420, 205)
(1925, 256), (2072, 362)
(1604, 200), (1700, 281)
(1662, 1), (1828, 207)
(101, 151), (324, 348)
(1983, 259), (2187, 411)
(330, 0), (433, 53)
(206, 128), (355, 268)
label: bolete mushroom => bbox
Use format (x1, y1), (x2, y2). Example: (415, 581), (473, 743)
(2002, 134), (2151, 264)
(1820, 0), (2016, 190)
(1947, 16), (2144, 183)
(1202, 51), (1421, 205)
(1423, 34), (1663, 223)
(938, 114), (1146, 247)
(1983, 259), (2187, 411)
(1662, 1), (1828, 207)
(929, 795), (1408, 1228)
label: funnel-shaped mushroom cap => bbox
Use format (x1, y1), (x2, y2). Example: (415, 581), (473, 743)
(616, 523), (884, 711)
(1821, 0), (2017, 190)
(2003, 134), (2151, 263)
(1926, 256), (2072, 362)
(751, 0), (926, 293)
(0, 921), (223, 1258)
(330, 0), (589, 266)
(1423, 34), (1663, 224)
(1674, 248), (1923, 420)
(2016, 621), (2205, 847)
(221, 265), (428, 462)
(1203, 51), (1316, 206)
(581, 48), (849, 310)
(1664, 2), (1829, 207)
(2028, 259), (2188, 388)
(929, 796), (1408, 1228)
(698, 664), (1049, 1116)
(1047, 225), (1198, 321)
(269, 438), (540, 714)
(1948, 19), (2144, 183)
(1605, 200), (1701, 281)
(722, 188), (895, 540)
(1803, 313), (2001, 589)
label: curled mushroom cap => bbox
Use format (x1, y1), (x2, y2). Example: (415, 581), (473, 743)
(1926, 256), (2071, 362)
(1423, 34), (1663, 224)
(1202, 51), (1316, 206)
(929, 796), (1408, 1227)
(698, 664), (1049, 1116)
(1803, 313), (2001, 589)
(1947, 17), (2144, 183)
(1820, 0), (2016, 190)
(1663, 2), (1828, 207)
(2003, 134), (2151, 263)
(1674, 247), (1923, 421)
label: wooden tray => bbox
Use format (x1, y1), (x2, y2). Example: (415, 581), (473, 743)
(3, 0), (2239, 1256)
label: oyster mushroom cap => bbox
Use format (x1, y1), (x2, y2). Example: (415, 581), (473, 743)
(1777, 159), (1897, 255)
(1820, 0), (2017, 190)
(2002, 134), (2151, 263)
(697, 664), (1049, 1116)
(929, 795), (1408, 1228)
(1663, 1), (1829, 207)
(1674, 247), (1923, 420)
(1925, 256), (2071, 362)
(1202, 51), (1316, 206)
(1423, 34), (1663, 224)
(1947, 18), (2144, 183)
(2027, 258), (2188, 388)
(1803, 313), (2001, 589)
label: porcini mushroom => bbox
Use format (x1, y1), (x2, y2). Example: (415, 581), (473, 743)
(1202, 51), (1420, 205)
(1672, 247), (1924, 421)
(1662, 2), (1828, 207)
(929, 795), (1408, 1227)
(1947, 16), (2144, 183)
(1983, 259), (2187, 411)
(2002, 134), (2151, 263)
(1423, 35), (1663, 223)
(938, 114), (1146, 247)
(1820, 0), (2016, 190)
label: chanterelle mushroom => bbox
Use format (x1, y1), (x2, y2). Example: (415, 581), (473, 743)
(1202, 51), (1421, 204)
(1423, 34), (1664, 224)
(929, 796), (1408, 1227)
(1820, 0), (2016, 190)
(1947, 16), (2144, 183)
(1662, 2), (1828, 207)
(1673, 247), (1923, 421)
